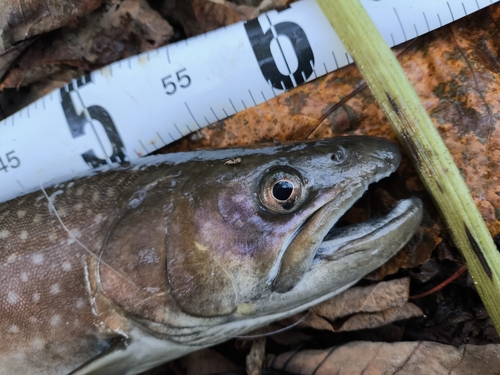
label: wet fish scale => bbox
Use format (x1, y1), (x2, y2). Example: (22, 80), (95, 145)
(0, 171), (140, 374)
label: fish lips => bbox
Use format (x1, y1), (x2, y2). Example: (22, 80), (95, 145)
(272, 196), (423, 293)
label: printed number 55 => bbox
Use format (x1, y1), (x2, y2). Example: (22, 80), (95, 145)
(162, 68), (191, 95)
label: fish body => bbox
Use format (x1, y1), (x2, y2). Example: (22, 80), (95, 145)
(0, 137), (423, 375)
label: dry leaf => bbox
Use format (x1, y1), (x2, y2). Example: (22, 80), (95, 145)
(268, 341), (500, 375)
(0, 0), (101, 48)
(337, 303), (423, 332)
(246, 338), (266, 375)
(0, 0), (173, 91)
(313, 278), (411, 318)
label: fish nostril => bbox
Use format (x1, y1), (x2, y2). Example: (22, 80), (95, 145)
(331, 146), (347, 164)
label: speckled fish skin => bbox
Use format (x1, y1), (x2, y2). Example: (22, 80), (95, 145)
(0, 137), (423, 375)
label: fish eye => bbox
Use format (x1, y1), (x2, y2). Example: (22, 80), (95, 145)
(259, 168), (306, 213)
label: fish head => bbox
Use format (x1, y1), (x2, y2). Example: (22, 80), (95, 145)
(97, 137), (422, 347)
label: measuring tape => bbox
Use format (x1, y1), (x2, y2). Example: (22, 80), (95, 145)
(0, 0), (496, 202)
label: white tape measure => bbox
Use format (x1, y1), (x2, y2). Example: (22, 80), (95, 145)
(0, 0), (496, 202)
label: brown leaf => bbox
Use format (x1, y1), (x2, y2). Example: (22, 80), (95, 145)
(246, 338), (266, 375)
(337, 302), (423, 332)
(313, 278), (411, 319)
(0, 0), (174, 90)
(0, 0), (101, 48)
(277, 279), (422, 333)
(268, 341), (500, 375)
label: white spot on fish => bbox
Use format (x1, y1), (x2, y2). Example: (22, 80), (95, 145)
(48, 233), (57, 242)
(33, 214), (42, 224)
(32, 253), (44, 265)
(0, 229), (8, 239)
(29, 316), (38, 324)
(75, 298), (85, 309)
(68, 182), (75, 188)
(17, 210), (26, 218)
(31, 338), (45, 350)
(19, 230), (28, 240)
(50, 284), (60, 294)
(20, 272), (29, 282)
(92, 192), (100, 202)
(67, 229), (82, 244)
(74, 203), (83, 211)
(7, 291), (19, 304)
(7, 253), (17, 263)
(50, 315), (61, 326)
(62, 261), (72, 271)
(8, 325), (19, 334)
(76, 187), (84, 196)
(33, 293), (41, 303)
(93, 214), (104, 225)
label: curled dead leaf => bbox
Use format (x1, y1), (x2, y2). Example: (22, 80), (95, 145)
(268, 341), (500, 375)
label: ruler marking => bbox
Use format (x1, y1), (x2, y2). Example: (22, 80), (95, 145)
(139, 140), (149, 153)
(447, 2), (455, 20)
(134, 149), (141, 157)
(462, 3), (468, 14)
(331, 51), (339, 70)
(173, 123), (183, 136)
(261, 91), (267, 101)
(423, 12), (431, 32)
(27, 107), (30, 119)
(323, 63), (327, 75)
(248, 90), (257, 106)
(414, 23), (419, 36)
(185, 124), (193, 133)
(241, 99), (247, 109)
(393, 8), (407, 41)
(229, 98), (237, 113)
(151, 140), (159, 151)
(345, 53), (351, 65)
(168, 132), (176, 142)
(17, 180), (25, 189)
(210, 107), (220, 121)
(185, 102), (201, 128)
(390, 33), (396, 46)
(271, 86), (277, 97)
(204, 116), (210, 126)
(156, 132), (167, 146)
(222, 108), (229, 118)
(437, 13), (443, 27)
(166, 47), (171, 64)
(42, 97), (46, 110)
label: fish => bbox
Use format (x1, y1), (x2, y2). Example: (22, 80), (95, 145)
(0, 136), (423, 375)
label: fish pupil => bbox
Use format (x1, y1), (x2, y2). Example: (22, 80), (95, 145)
(273, 181), (293, 201)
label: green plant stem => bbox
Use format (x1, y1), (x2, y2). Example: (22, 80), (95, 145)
(316, 0), (500, 335)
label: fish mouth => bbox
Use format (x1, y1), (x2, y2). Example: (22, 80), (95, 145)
(272, 196), (423, 293)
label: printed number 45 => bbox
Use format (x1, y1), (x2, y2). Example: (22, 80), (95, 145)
(162, 68), (191, 95)
(0, 151), (21, 173)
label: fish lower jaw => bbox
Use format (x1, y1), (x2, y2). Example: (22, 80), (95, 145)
(313, 197), (423, 265)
